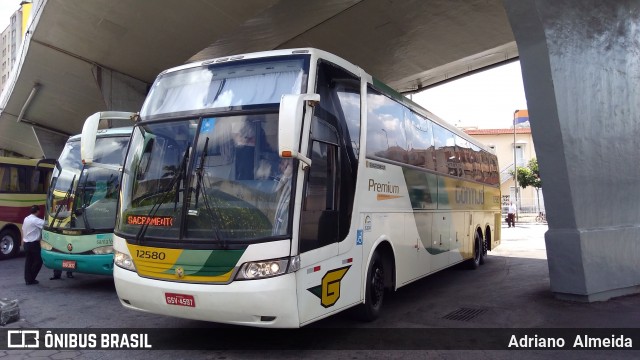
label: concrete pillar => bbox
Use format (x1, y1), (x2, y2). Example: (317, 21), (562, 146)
(503, 0), (640, 301)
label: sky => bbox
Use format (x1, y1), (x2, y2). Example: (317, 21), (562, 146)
(0, 0), (23, 31)
(0, 0), (527, 130)
(412, 61), (528, 129)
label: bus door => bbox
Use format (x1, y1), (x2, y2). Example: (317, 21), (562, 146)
(296, 60), (362, 325)
(295, 136), (343, 324)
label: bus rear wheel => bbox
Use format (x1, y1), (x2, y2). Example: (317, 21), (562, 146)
(466, 232), (484, 270)
(0, 229), (20, 260)
(357, 251), (385, 321)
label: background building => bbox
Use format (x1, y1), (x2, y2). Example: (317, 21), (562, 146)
(0, 0), (31, 94)
(464, 125), (545, 218)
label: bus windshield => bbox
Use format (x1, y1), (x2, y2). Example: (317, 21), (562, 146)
(117, 114), (294, 243)
(47, 136), (129, 231)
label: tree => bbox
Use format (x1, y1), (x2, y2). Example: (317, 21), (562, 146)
(510, 158), (543, 213)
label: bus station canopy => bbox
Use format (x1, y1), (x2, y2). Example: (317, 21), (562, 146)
(0, 0), (516, 159)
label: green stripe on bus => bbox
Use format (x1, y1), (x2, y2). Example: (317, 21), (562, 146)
(193, 250), (244, 277)
(163, 249), (244, 277)
(0, 198), (46, 202)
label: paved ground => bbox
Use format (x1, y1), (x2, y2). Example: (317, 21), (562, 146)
(0, 223), (638, 359)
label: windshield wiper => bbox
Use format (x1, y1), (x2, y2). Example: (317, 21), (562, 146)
(71, 165), (92, 231)
(50, 174), (76, 228)
(135, 144), (190, 244)
(192, 137), (225, 247)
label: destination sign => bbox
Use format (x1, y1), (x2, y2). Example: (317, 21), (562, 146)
(126, 215), (174, 227)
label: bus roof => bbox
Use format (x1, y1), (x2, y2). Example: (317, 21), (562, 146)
(164, 48), (355, 75)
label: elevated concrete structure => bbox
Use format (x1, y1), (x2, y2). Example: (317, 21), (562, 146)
(0, 0), (516, 158)
(504, 0), (640, 301)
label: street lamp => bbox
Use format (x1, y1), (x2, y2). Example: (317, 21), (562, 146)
(381, 129), (389, 149)
(513, 110), (519, 222)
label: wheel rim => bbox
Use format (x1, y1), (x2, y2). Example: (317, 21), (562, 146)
(0, 235), (14, 255)
(370, 261), (384, 306)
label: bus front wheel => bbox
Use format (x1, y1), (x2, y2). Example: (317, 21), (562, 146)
(0, 228), (20, 260)
(357, 251), (385, 322)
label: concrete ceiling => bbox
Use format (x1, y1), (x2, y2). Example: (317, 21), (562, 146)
(0, 0), (517, 159)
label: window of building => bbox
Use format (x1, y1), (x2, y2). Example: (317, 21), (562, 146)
(514, 144), (525, 166)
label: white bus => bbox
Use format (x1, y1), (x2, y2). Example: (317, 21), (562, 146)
(83, 48), (501, 328)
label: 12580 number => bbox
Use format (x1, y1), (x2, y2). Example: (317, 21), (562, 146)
(135, 249), (166, 260)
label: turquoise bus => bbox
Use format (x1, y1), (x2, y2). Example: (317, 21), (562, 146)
(40, 112), (134, 275)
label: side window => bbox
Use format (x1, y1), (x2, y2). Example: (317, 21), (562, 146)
(303, 141), (337, 212)
(42, 168), (53, 194)
(455, 135), (471, 180)
(469, 143), (483, 182)
(487, 153), (500, 186)
(299, 140), (339, 253)
(0, 164), (9, 192)
(433, 124), (456, 176)
(0, 165), (26, 192)
(366, 88), (407, 163)
(28, 168), (42, 193)
(15, 166), (26, 192)
(335, 89), (361, 159)
(405, 111), (435, 171)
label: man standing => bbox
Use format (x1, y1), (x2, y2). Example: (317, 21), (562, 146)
(507, 202), (517, 228)
(23, 205), (45, 285)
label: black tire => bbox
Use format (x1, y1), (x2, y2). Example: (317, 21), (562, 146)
(357, 251), (385, 321)
(466, 233), (483, 270)
(479, 234), (487, 265)
(0, 228), (21, 260)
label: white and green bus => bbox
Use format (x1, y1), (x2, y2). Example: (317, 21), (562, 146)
(40, 112), (133, 275)
(84, 49), (501, 327)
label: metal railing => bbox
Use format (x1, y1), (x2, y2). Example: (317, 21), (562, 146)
(502, 197), (546, 223)
(500, 162), (514, 184)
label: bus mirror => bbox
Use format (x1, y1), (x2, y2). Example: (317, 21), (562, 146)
(36, 158), (60, 172)
(81, 111), (135, 165)
(278, 94), (319, 168)
(81, 112), (101, 165)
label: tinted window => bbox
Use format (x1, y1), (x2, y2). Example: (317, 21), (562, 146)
(405, 111), (435, 171)
(366, 88), (407, 163)
(432, 124), (456, 176)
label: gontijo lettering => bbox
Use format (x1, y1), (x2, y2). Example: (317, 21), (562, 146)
(455, 186), (484, 205)
(127, 215), (174, 227)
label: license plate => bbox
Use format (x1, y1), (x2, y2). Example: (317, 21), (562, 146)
(165, 293), (195, 307)
(62, 260), (76, 269)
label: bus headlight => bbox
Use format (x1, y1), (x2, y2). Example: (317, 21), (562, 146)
(114, 251), (136, 271)
(235, 256), (299, 280)
(40, 240), (53, 251)
(92, 245), (114, 255)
